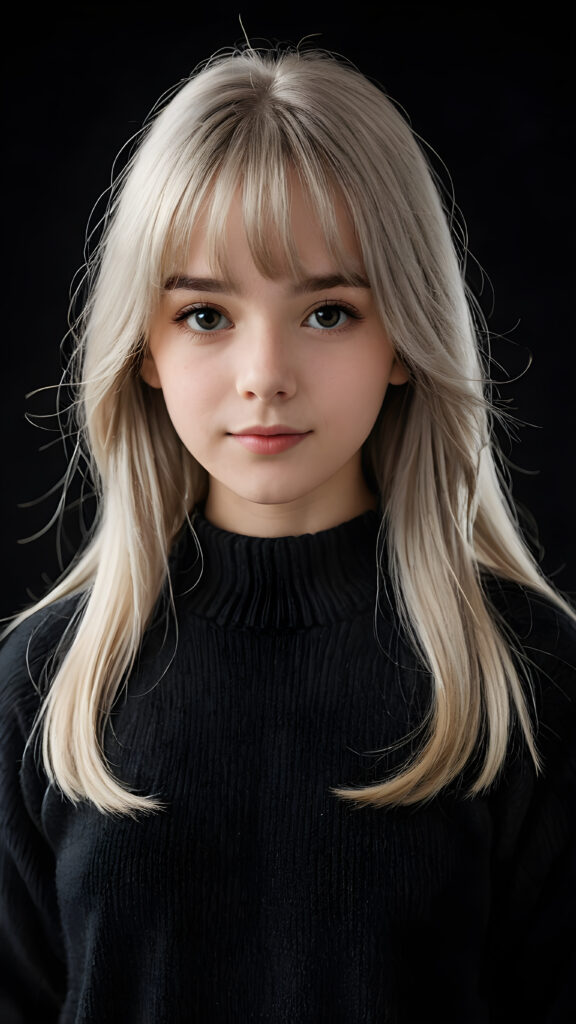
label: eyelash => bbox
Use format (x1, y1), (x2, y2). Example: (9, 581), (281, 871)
(173, 304), (232, 335)
(172, 300), (364, 337)
(304, 301), (363, 331)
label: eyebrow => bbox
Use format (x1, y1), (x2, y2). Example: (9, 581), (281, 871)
(163, 272), (370, 293)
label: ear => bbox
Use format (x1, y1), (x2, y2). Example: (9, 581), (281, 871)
(389, 358), (410, 386)
(140, 353), (162, 389)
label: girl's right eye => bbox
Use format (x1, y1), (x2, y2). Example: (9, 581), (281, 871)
(175, 306), (232, 333)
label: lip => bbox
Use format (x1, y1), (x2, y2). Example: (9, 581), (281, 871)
(232, 425), (308, 436)
(229, 426), (312, 455)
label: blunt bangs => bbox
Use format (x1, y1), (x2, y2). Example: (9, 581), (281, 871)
(157, 94), (367, 289)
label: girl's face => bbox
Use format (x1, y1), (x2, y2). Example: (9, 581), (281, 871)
(143, 182), (407, 537)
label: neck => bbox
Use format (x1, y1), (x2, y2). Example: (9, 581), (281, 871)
(204, 466), (377, 538)
(173, 506), (382, 629)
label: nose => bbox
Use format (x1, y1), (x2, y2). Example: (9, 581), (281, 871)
(235, 321), (297, 402)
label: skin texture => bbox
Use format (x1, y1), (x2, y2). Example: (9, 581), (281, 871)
(142, 183), (408, 537)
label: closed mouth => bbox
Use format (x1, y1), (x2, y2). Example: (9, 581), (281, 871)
(230, 426), (311, 437)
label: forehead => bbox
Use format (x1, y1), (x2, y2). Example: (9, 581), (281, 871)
(166, 172), (366, 285)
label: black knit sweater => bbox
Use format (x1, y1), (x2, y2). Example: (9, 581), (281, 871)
(1, 510), (575, 1023)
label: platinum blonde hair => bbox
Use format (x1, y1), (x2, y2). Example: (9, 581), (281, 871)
(13, 46), (574, 814)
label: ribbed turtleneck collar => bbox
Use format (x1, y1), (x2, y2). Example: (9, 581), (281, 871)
(171, 508), (382, 630)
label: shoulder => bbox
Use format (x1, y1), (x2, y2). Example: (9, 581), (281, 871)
(483, 572), (576, 675)
(0, 596), (83, 738)
(483, 573), (576, 758)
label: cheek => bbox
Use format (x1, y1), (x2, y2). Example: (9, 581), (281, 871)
(322, 352), (392, 429)
(156, 354), (218, 417)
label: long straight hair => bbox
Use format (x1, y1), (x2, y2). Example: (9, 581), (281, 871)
(12, 46), (574, 814)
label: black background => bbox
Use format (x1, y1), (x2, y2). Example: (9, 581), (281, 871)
(3, 4), (575, 618)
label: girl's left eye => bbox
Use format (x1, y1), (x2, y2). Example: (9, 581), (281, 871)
(303, 304), (356, 330)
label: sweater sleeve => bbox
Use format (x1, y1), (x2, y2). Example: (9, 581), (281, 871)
(484, 584), (576, 1022)
(0, 609), (72, 1023)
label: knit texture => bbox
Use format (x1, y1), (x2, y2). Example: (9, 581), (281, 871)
(1, 509), (575, 1023)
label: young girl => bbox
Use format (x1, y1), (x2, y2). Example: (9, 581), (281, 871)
(1, 44), (574, 1024)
